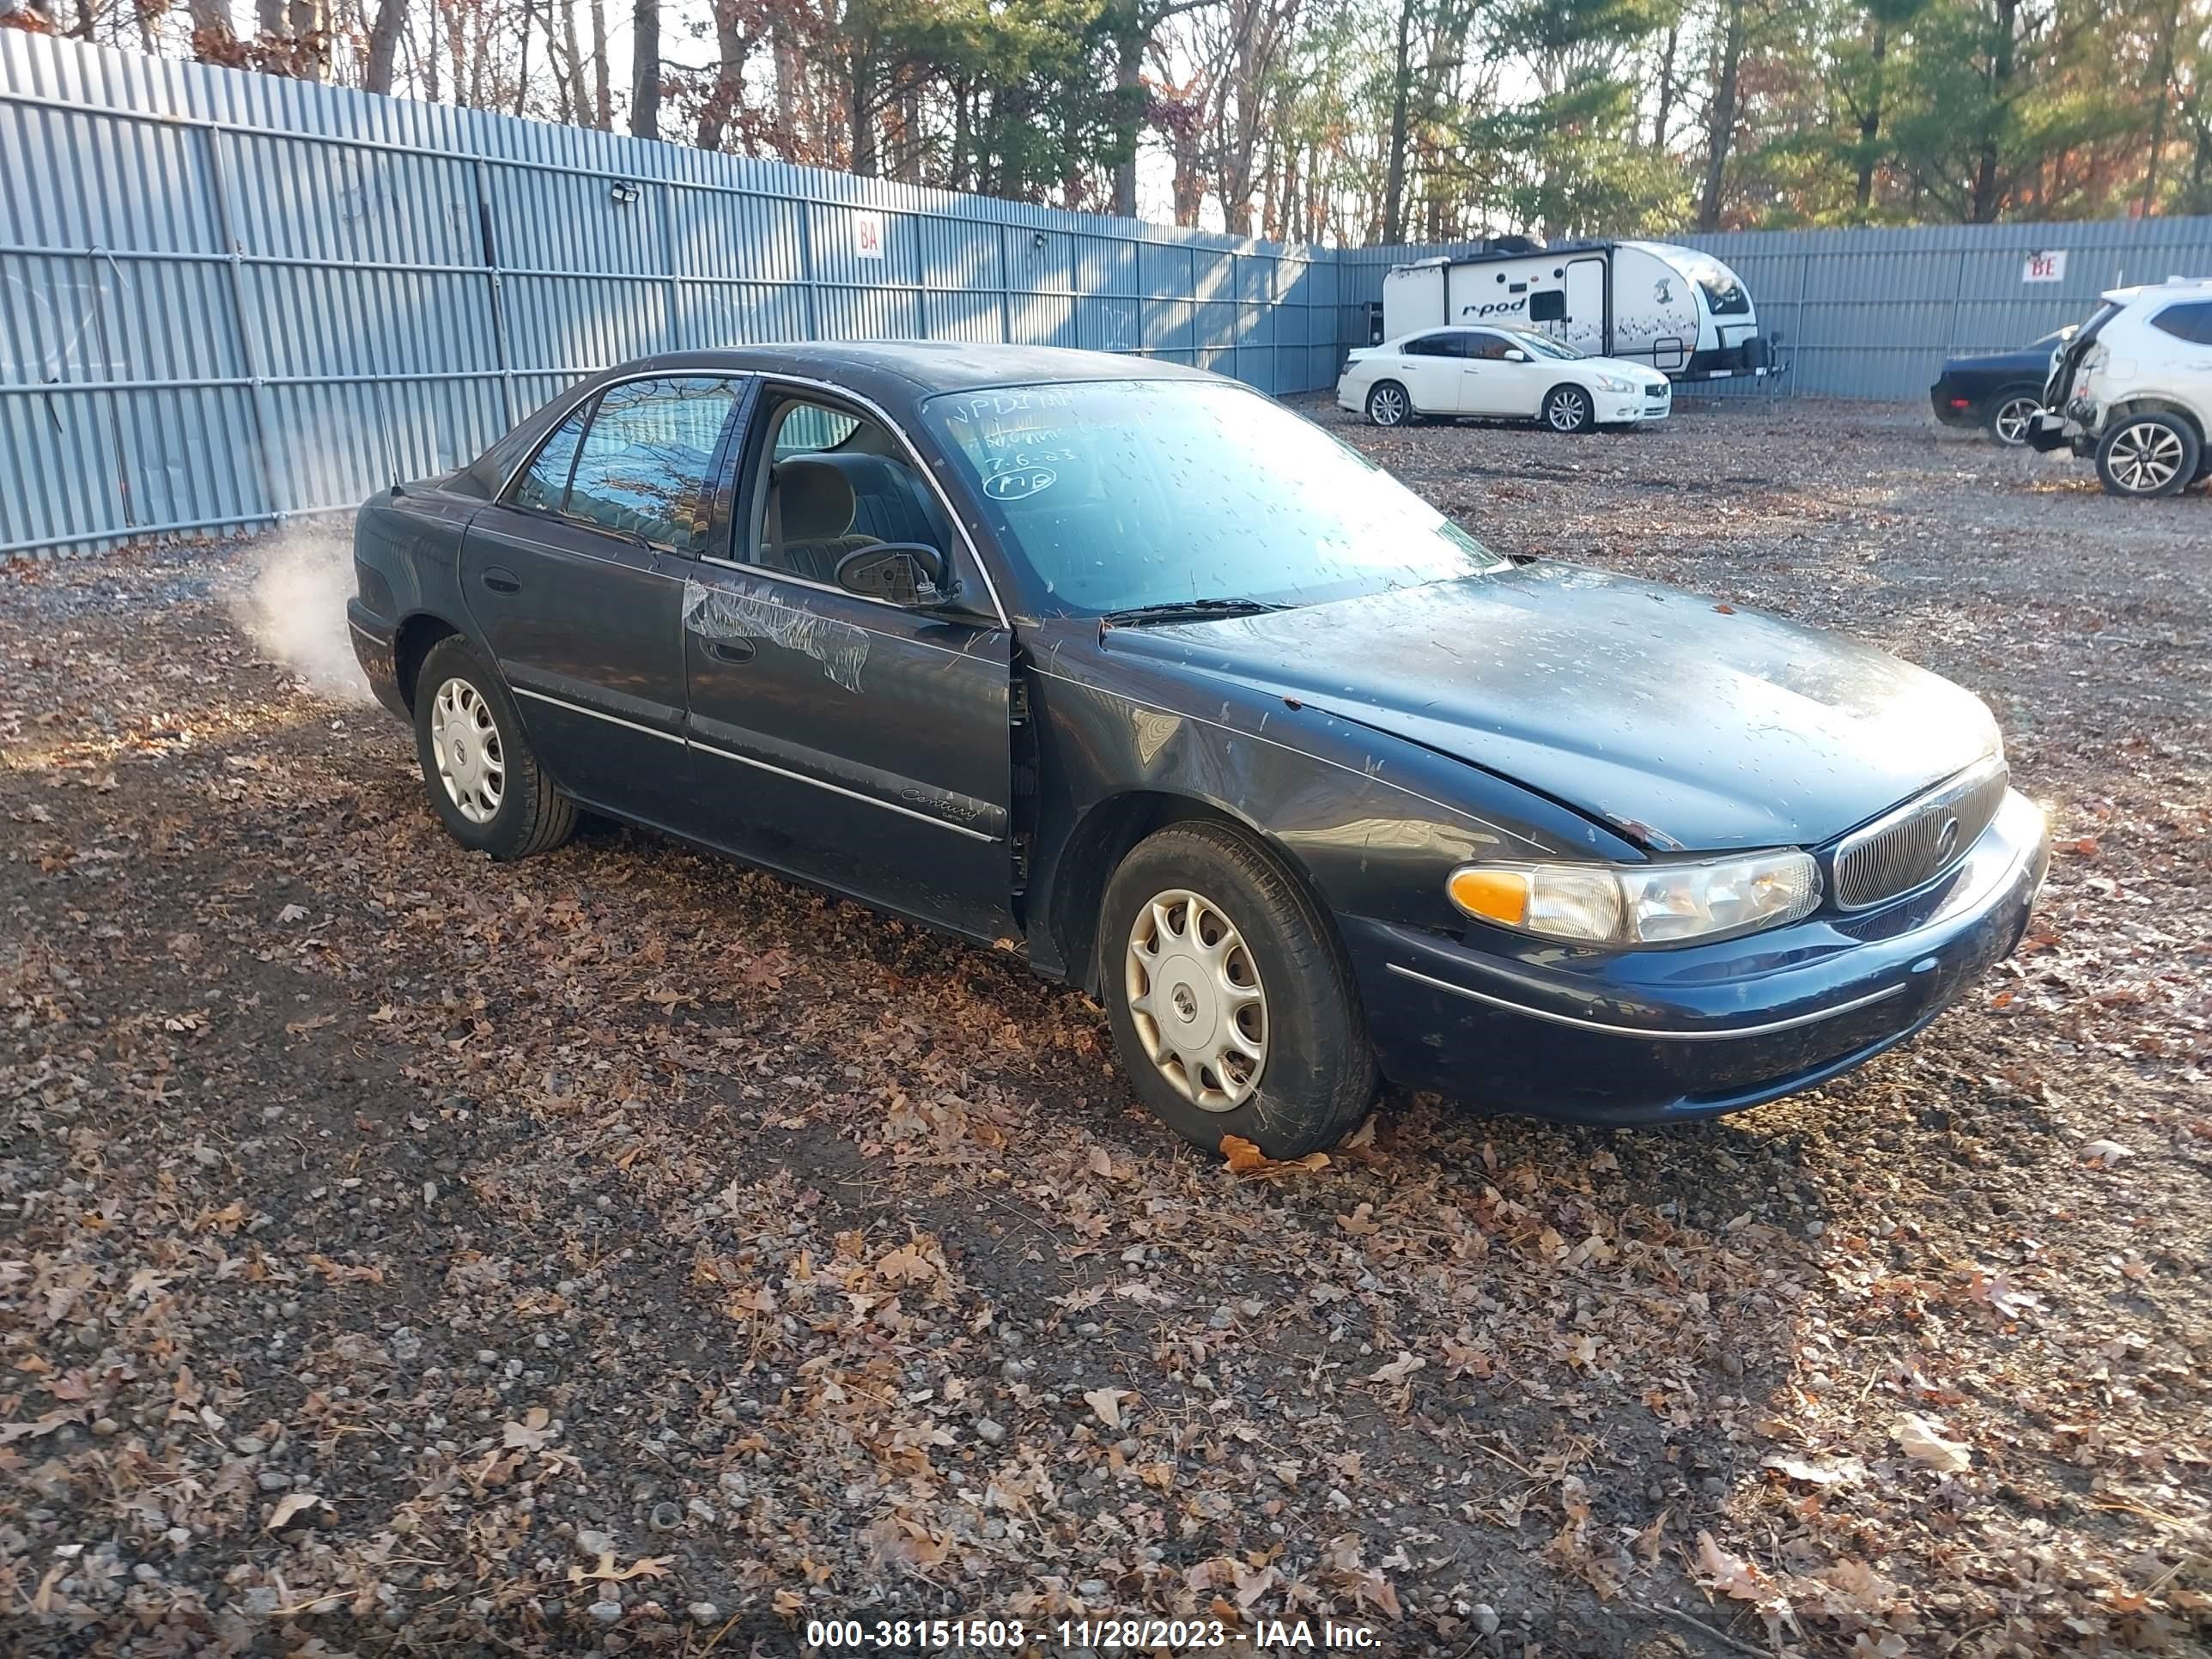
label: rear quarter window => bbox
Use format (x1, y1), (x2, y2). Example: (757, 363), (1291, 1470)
(2148, 301), (2212, 345)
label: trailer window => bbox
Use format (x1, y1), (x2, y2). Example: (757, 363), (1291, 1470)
(1680, 254), (1751, 318)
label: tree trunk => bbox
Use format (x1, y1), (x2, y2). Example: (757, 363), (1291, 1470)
(258, 0), (284, 35)
(1382, 0), (1414, 243)
(1970, 0), (2016, 222)
(1651, 20), (1680, 150)
(696, 0), (749, 152)
(559, 0), (589, 125)
(187, 0), (236, 58)
(1854, 18), (1887, 213)
(2138, 0), (2180, 215)
(363, 0), (405, 91)
(513, 0), (532, 116)
(589, 0), (611, 128)
(848, 52), (878, 175)
(1697, 0), (1745, 229)
(288, 0), (325, 76)
(1112, 15), (1144, 218)
(771, 14), (802, 158)
(629, 0), (659, 141)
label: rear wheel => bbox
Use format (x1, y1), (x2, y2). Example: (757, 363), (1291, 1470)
(1984, 388), (2042, 447)
(412, 636), (576, 860)
(1101, 822), (1377, 1159)
(2095, 413), (2199, 497)
(1366, 380), (1412, 428)
(1543, 384), (1595, 433)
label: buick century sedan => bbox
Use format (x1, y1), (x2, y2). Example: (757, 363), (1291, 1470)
(349, 343), (2048, 1158)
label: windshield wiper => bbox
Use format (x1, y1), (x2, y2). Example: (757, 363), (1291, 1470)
(1100, 598), (1288, 628)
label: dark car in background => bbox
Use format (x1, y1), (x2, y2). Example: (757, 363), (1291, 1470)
(349, 343), (2049, 1159)
(1930, 328), (2074, 445)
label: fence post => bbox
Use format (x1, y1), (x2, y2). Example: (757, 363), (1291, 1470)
(202, 125), (284, 526)
(797, 198), (820, 340)
(999, 223), (1013, 344)
(471, 160), (518, 428)
(659, 180), (682, 350)
(912, 210), (928, 339)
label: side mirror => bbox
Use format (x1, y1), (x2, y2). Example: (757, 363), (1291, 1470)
(836, 543), (950, 608)
(1503, 349), (1528, 362)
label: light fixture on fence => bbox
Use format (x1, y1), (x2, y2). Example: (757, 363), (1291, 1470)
(610, 180), (641, 206)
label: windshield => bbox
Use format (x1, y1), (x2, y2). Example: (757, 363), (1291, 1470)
(1676, 252), (1752, 318)
(921, 380), (1504, 617)
(1501, 329), (1582, 361)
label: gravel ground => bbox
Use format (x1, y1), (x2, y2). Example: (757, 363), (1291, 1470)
(2, 397), (2207, 1659)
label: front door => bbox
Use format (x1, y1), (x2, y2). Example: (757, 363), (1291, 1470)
(1457, 330), (1545, 416)
(676, 386), (1018, 943)
(461, 374), (750, 821)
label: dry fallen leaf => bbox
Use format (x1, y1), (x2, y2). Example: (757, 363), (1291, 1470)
(1895, 1413), (1972, 1473)
(2078, 1139), (2133, 1168)
(1082, 1386), (1129, 1429)
(502, 1407), (558, 1451)
(264, 1491), (328, 1530)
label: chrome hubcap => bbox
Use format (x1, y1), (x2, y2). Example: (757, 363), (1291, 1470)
(1125, 888), (1267, 1113)
(1992, 397), (2038, 445)
(431, 677), (504, 824)
(2109, 422), (2183, 492)
(1547, 391), (1584, 430)
(1371, 386), (1406, 426)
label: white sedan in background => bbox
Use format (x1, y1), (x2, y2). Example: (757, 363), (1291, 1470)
(1339, 325), (1673, 433)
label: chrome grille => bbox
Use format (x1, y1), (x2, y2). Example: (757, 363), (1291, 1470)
(1831, 757), (2009, 910)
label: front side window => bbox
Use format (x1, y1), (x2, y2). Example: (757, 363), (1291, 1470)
(744, 394), (954, 586)
(562, 376), (743, 553)
(921, 379), (1504, 617)
(2148, 301), (2212, 344)
(1463, 331), (1514, 361)
(1403, 334), (1466, 358)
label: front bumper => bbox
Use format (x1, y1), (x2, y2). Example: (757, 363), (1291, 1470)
(1344, 790), (2048, 1124)
(1604, 389), (1670, 424)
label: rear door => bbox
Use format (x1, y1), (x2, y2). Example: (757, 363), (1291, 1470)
(674, 384), (1018, 943)
(1396, 332), (1468, 411)
(460, 374), (750, 822)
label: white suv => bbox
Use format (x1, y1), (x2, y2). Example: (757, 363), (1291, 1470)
(2032, 279), (2212, 496)
(1338, 325), (1672, 433)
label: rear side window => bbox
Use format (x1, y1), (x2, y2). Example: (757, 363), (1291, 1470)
(1404, 334), (1467, 358)
(512, 408), (586, 513)
(563, 377), (744, 552)
(2148, 301), (2212, 344)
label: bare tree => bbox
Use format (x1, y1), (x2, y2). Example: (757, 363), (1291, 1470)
(631, 0), (659, 138)
(1698, 0), (1746, 228)
(364, 0), (407, 92)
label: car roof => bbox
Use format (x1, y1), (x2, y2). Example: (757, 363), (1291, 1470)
(571, 341), (1218, 412)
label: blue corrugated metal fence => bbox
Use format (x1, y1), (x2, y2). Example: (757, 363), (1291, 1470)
(5, 27), (2210, 558)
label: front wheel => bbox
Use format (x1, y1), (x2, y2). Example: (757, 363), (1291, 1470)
(1543, 384), (1595, 433)
(1984, 389), (2042, 447)
(1365, 380), (1412, 428)
(412, 635), (577, 859)
(1100, 822), (1377, 1159)
(2095, 413), (2199, 497)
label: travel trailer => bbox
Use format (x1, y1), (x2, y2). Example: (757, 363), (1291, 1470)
(1377, 238), (1773, 382)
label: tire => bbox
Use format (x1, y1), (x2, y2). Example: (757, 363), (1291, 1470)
(1366, 380), (1412, 428)
(1984, 388), (2043, 447)
(2095, 412), (2199, 497)
(1100, 821), (1378, 1159)
(1543, 384), (1595, 433)
(411, 635), (576, 860)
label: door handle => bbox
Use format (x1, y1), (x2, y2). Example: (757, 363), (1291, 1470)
(481, 566), (522, 594)
(703, 639), (754, 664)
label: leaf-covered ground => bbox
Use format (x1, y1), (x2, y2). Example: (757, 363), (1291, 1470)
(2, 398), (2207, 1658)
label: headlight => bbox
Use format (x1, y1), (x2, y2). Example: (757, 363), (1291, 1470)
(1446, 851), (1821, 946)
(1593, 373), (1634, 393)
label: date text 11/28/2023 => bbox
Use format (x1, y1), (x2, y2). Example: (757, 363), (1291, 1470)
(802, 1616), (1382, 1650)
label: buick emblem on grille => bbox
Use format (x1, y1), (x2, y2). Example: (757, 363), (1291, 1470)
(1831, 758), (2008, 911)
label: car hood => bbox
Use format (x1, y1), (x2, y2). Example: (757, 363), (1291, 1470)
(1101, 566), (2001, 852)
(1583, 356), (1669, 386)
